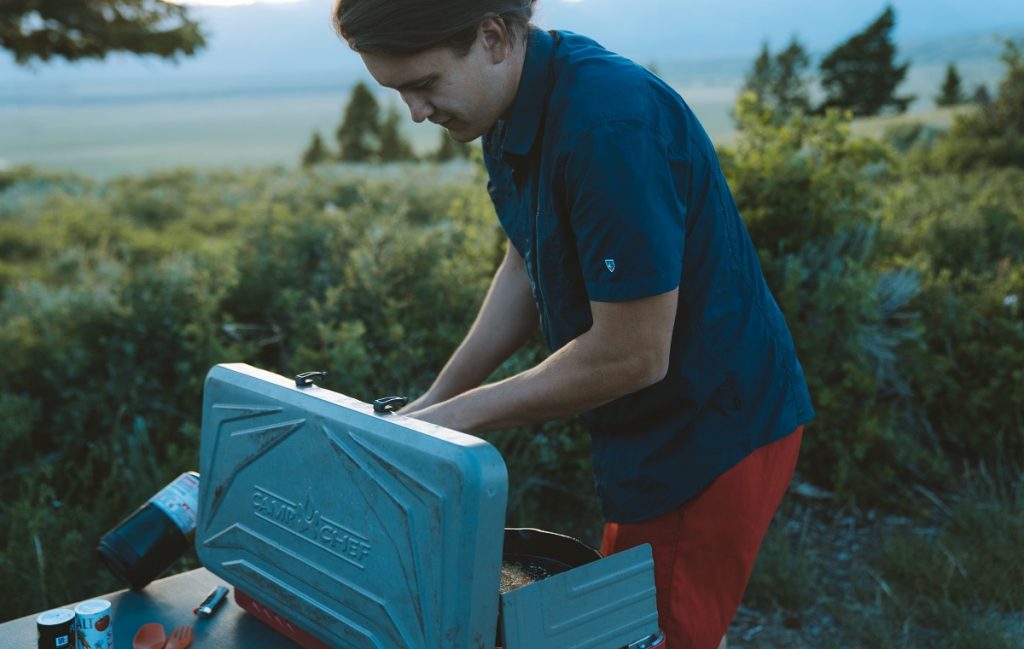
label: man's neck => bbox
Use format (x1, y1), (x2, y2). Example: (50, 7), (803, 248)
(500, 36), (530, 121)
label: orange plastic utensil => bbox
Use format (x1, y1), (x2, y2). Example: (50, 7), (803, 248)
(164, 625), (194, 649)
(132, 623), (166, 649)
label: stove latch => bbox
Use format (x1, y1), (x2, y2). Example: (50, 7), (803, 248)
(373, 396), (409, 414)
(294, 371), (328, 387)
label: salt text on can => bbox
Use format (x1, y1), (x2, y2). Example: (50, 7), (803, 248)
(74, 599), (113, 649)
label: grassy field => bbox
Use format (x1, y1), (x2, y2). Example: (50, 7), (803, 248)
(0, 83), (736, 179)
(2, 58), (1004, 179)
(0, 83), (439, 178)
(848, 105), (973, 139)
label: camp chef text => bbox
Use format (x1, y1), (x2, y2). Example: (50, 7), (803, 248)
(252, 486), (372, 566)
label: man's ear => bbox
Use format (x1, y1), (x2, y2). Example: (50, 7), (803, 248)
(478, 16), (512, 64)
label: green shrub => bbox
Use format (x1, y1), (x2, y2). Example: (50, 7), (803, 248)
(0, 163), (516, 617)
(878, 170), (1024, 277)
(911, 268), (1024, 467)
(721, 93), (893, 257)
(877, 170), (1024, 468)
(720, 95), (927, 500)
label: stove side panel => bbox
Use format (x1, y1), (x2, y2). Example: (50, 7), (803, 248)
(500, 544), (660, 649)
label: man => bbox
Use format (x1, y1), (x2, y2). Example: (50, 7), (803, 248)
(332, 2), (814, 647)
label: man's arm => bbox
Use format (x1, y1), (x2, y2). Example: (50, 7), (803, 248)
(406, 288), (678, 433)
(402, 241), (538, 414)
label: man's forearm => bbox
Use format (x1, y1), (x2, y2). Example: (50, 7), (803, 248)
(415, 334), (653, 433)
(411, 243), (537, 409)
(408, 290), (678, 433)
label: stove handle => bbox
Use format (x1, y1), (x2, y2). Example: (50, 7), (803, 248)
(294, 371), (328, 387)
(373, 396), (409, 414)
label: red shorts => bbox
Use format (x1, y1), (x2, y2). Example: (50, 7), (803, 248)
(601, 426), (803, 649)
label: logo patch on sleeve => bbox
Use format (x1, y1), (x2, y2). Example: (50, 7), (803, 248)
(604, 259), (616, 273)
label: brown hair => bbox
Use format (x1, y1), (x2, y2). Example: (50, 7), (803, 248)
(332, 0), (535, 56)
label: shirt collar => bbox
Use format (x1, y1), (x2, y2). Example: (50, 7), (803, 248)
(500, 28), (557, 158)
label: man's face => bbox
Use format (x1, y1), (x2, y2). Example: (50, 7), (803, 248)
(359, 21), (519, 142)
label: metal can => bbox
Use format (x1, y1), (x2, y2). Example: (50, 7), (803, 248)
(73, 599), (113, 649)
(36, 608), (76, 649)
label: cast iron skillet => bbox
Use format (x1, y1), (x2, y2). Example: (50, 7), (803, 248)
(496, 528), (602, 647)
(502, 527), (602, 573)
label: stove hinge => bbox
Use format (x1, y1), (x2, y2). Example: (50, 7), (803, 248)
(625, 632), (666, 649)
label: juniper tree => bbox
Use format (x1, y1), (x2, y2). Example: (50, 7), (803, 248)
(336, 82), (381, 162)
(301, 131), (329, 168)
(742, 43), (775, 107)
(772, 37), (812, 116)
(378, 104), (415, 162)
(0, 0), (204, 64)
(991, 40), (1024, 135)
(974, 84), (991, 106)
(936, 63), (967, 107)
(818, 5), (914, 116)
(740, 37), (811, 124)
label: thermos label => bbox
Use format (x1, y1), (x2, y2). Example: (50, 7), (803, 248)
(149, 473), (200, 535)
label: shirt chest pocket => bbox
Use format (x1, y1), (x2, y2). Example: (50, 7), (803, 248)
(535, 209), (593, 349)
(489, 170), (534, 254)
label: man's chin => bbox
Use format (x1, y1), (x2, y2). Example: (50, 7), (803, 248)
(445, 123), (482, 143)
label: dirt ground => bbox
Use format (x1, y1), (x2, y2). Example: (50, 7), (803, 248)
(724, 477), (923, 648)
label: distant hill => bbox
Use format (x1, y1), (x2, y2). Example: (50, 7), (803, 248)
(902, 28), (1024, 65)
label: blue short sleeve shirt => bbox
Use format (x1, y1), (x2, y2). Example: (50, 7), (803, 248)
(483, 29), (815, 523)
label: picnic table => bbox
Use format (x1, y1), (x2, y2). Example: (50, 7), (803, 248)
(0, 568), (300, 649)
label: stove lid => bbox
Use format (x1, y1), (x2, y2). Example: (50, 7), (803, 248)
(196, 364), (508, 648)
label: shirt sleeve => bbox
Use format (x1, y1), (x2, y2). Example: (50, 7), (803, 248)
(563, 119), (687, 302)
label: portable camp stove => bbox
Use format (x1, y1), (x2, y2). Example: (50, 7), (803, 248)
(196, 363), (663, 649)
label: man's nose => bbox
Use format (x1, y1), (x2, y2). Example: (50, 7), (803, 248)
(401, 93), (433, 123)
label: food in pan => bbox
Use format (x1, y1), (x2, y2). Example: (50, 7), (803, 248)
(499, 560), (554, 593)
